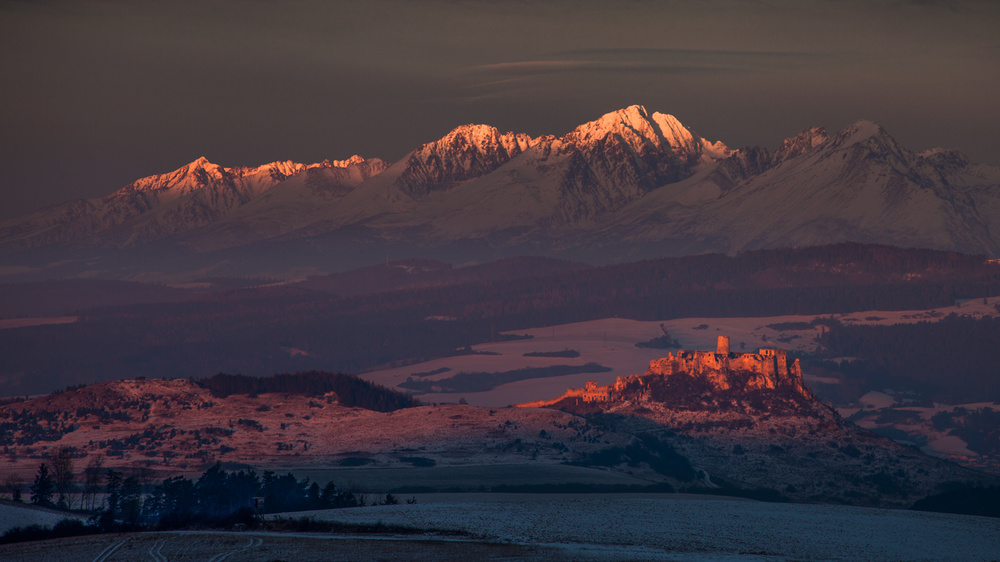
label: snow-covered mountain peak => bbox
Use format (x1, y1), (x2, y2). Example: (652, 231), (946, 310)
(564, 105), (724, 164)
(818, 120), (923, 170)
(650, 112), (696, 147)
(395, 124), (539, 195)
(248, 160), (308, 178)
(329, 155), (368, 168)
(121, 157), (226, 196)
(443, 123), (501, 144)
(567, 105), (660, 146)
(413, 124), (538, 159)
(771, 126), (829, 165)
(830, 119), (891, 148)
(184, 156), (222, 174)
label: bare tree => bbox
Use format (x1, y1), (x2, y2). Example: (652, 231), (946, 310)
(3, 474), (23, 502)
(50, 446), (75, 509)
(82, 454), (104, 511)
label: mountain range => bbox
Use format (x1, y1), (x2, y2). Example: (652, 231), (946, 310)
(2, 105), (999, 279)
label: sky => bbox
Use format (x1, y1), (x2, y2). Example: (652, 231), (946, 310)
(2, 0), (999, 219)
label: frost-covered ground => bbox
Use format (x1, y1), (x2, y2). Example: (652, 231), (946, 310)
(0, 501), (84, 534)
(297, 495), (1000, 561)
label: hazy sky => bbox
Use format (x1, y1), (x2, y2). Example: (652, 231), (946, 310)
(2, 0), (999, 218)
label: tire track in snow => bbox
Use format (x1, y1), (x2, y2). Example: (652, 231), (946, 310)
(148, 538), (168, 562)
(92, 537), (130, 562)
(207, 537), (262, 562)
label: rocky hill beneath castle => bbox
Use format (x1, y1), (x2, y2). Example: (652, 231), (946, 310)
(0, 375), (643, 486)
(519, 339), (996, 506)
(2, 106), (999, 280)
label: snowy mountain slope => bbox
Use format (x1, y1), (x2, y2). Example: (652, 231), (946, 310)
(176, 156), (388, 250)
(664, 121), (1000, 254)
(0, 157), (359, 251)
(313, 105), (732, 242)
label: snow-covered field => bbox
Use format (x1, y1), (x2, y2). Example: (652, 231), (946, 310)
(0, 316), (77, 330)
(3, 496), (997, 560)
(297, 495), (1000, 561)
(0, 501), (84, 534)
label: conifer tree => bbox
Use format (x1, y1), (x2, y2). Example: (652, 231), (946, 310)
(30, 463), (54, 507)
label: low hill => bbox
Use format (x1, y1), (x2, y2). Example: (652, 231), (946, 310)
(2, 357), (995, 509)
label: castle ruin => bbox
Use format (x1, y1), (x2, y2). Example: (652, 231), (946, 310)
(519, 336), (809, 408)
(646, 335), (804, 393)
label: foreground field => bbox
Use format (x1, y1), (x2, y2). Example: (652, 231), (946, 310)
(0, 531), (550, 561)
(294, 495), (1000, 561)
(4, 494), (997, 561)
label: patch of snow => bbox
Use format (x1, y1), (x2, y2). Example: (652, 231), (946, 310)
(924, 435), (976, 457)
(0, 316), (77, 330)
(0, 503), (84, 534)
(859, 392), (896, 410)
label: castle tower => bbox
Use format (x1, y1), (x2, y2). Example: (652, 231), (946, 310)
(717, 335), (730, 356)
(775, 349), (788, 374)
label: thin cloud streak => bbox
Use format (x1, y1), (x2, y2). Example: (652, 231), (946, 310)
(468, 60), (740, 76)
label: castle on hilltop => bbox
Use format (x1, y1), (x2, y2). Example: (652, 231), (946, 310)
(647, 336), (807, 393)
(519, 336), (809, 407)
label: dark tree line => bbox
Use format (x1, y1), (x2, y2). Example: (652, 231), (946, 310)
(102, 462), (384, 530)
(6, 461), (399, 545)
(816, 314), (1000, 403)
(399, 363), (612, 393)
(194, 371), (419, 411)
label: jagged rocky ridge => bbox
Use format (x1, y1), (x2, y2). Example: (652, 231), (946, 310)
(2, 105), (999, 276)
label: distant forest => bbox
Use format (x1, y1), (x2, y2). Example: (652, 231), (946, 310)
(398, 363), (611, 393)
(1, 243), (999, 396)
(195, 371), (418, 411)
(815, 314), (1000, 403)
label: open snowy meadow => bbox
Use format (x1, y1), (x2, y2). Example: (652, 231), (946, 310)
(294, 494), (1000, 561)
